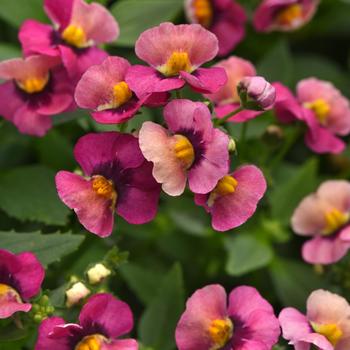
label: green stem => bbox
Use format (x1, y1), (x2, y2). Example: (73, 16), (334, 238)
(118, 122), (128, 133)
(239, 122), (249, 158)
(214, 106), (244, 126)
(175, 90), (182, 99)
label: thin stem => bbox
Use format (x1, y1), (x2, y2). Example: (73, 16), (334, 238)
(118, 121), (128, 133)
(214, 106), (244, 126)
(239, 122), (249, 159)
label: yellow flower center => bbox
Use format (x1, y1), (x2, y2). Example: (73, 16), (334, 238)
(75, 334), (106, 350)
(276, 4), (303, 26)
(62, 24), (88, 48)
(91, 175), (117, 209)
(207, 175), (238, 207)
(159, 52), (193, 77)
(17, 74), (49, 94)
(193, 0), (213, 28)
(322, 208), (349, 235)
(112, 81), (133, 107)
(304, 99), (331, 125)
(312, 322), (343, 347)
(208, 318), (234, 350)
(0, 283), (22, 303)
(173, 134), (195, 169)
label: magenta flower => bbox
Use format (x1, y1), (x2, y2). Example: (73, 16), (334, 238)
(253, 0), (320, 32)
(0, 249), (44, 319)
(0, 55), (74, 136)
(19, 0), (119, 82)
(194, 165), (267, 231)
(176, 284), (280, 350)
(75, 56), (169, 124)
(279, 289), (350, 350)
(184, 0), (246, 56)
(291, 180), (350, 265)
(35, 293), (137, 350)
(55, 132), (160, 237)
(205, 56), (261, 123)
(273, 80), (350, 154)
(126, 22), (227, 96)
(139, 99), (229, 196)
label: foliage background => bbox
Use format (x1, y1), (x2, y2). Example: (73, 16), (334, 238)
(0, 0), (350, 349)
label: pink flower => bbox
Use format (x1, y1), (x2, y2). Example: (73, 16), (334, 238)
(291, 180), (350, 265)
(35, 293), (137, 350)
(19, 0), (119, 82)
(273, 80), (350, 154)
(238, 76), (276, 110)
(176, 284), (280, 350)
(253, 0), (320, 32)
(194, 165), (267, 231)
(55, 132), (161, 237)
(279, 289), (350, 350)
(184, 0), (246, 56)
(0, 249), (45, 319)
(126, 22), (227, 97)
(0, 55), (74, 136)
(205, 56), (261, 123)
(138, 99), (229, 196)
(75, 56), (169, 124)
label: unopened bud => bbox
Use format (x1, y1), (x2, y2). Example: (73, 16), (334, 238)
(65, 282), (90, 308)
(228, 138), (236, 153)
(238, 76), (276, 111)
(87, 263), (111, 285)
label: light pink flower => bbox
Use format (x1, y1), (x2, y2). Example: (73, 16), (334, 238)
(0, 55), (74, 136)
(139, 99), (229, 196)
(19, 0), (119, 82)
(291, 180), (350, 264)
(253, 0), (320, 32)
(55, 132), (161, 237)
(279, 289), (350, 350)
(273, 81), (350, 154)
(126, 23), (227, 96)
(176, 284), (280, 350)
(75, 56), (169, 124)
(185, 0), (246, 56)
(195, 165), (267, 231)
(205, 56), (261, 123)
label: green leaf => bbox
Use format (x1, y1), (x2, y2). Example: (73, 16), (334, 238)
(0, 165), (70, 225)
(0, 43), (21, 60)
(111, 0), (183, 47)
(224, 235), (273, 276)
(0, 0), (47, 28)
(139, 263), (185, 350)
(270, 159), (319, 226)
(0, 231), (85, 267)
(269, 258), (326, 310)
(257, 40), (294, 85)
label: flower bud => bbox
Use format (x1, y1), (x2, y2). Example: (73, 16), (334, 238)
(87, 263), (111, 285)
(65, 282), (90, 307)
(237, 76), (276, 110)
(228, 138), (236, 153)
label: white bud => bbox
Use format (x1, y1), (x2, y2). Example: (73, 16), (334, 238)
(65, 282), (90, 307)
(87, 263), (111, 285)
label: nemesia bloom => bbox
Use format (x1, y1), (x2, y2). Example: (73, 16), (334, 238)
(291, 180), (350, 265)
(19, 0), (119, 81)
(0, 55), (74, 136)
(184, 0), (246, 56)
(176, 284), (280, 350)
(126, 22), (227, 96)
(0, 249), (45, 319)
(205, 56), (261, 123)
(55, 132), (160, 237)
(273, 80), (350, 154)
(279, 289), (350, 350)
(253, 0), (320, 32)
(35, 293), (138, 350)
(237, 76), (276, 110)
(195, 165), (267, 231)
(75, 56), (169, 124)
(139, 99), (229, 196)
